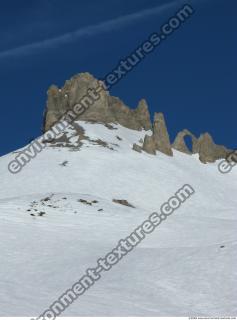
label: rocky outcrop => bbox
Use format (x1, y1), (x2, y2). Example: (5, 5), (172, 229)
(43, 73), (151, 132)
(153, 113), (173, 156)
(173, 129), (231, 163)
(42, 72), (232, 163)
(107, 96), (151, 131)
(198, 133), (230, 163)
(226, 151), (237, 163)
(112, 199), (135, 208)
(172, 129), (199, 154)
(137, 113), (172, 156)
(135, 99), (152, 131)
(43, 73), (111, 132)
(132, 143), (142, 153)
(142, 135), (156, 155)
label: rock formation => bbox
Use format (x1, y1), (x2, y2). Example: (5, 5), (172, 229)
(152, 113), (173, 156)
(172, 129), (199, 154)
(135, 99), (152, 131)
(172, 129), (231, 163)
(137, 112), (173, 156)
(42, 72), (232, 163)
(132, 143), (142, 153)
(197, 133), (230, 163)
(142, 135), (157, 155)
(43, 72), (151, 132)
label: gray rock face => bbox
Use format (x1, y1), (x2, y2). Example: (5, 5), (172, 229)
(132, 143), (142, 153)
(226, 151), (237, 163)
(173, 129), (231, 163)
(42, 72), (231, 163)
(198, 133), (229, 163)
(153, 113), (173, 156)
(43, 73), (151, 132)
(142, 135), (156, 155)
(107, 96), (151, 131)
(135, 99), (152, 131)
(137, 113), (172, 156)
(43, 73), (111, 132)
(172, 129), (199, 154)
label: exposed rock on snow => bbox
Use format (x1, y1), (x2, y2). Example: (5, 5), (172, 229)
(152, 112), (173, 156)
(43, 73), (152, 133)
(198, 132), (230, 163)
(0, 119), (236, 316)
(172, 129), (199, 154)
(112, 199), (135, 208)
(142, 134), (156, 155)
(43, 72), (231, 163)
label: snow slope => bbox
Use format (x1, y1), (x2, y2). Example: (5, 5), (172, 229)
(0, 121), (236, 316)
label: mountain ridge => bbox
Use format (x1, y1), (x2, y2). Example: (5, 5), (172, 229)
(43, 72), (231, 163)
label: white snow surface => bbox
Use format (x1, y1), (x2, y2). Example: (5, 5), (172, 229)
(0, 121), (236, 316)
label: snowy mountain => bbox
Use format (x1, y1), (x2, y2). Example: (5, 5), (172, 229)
(0, 119), (237, 317)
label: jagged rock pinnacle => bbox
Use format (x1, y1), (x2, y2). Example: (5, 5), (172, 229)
(153, 112), (173, 156)
(43, 72), (151, 132)
(172, 129), (199, 154)
(42, 72), (231, 163)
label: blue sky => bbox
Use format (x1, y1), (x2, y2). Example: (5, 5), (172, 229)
(0, 0), (236, 156)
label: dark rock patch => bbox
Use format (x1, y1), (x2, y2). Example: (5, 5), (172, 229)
(79, 199), (92, 206)
(112, 199), (135, 208)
